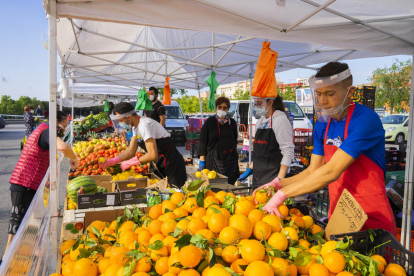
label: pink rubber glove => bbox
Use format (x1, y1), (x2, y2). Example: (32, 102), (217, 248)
(262, 190), (288, 219)
(120, 157), (141, 172)
(99, 156), (120, 170)
(253, 177), (282, 204)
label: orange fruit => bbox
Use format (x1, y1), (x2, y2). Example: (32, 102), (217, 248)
(324, 252), (346, 273)
(206, 206), (221, 217)
(371, 254), (387, 266)
(208, 213), (227, 233)
(289, 208), (301, 216)
(240, 240), (265, 263)
(98, 258), (111, 275)
(148, 219), (163, 235)
(205, 190), (215, 197)
(118, 221), (135, 233)
(254, 190), (268, 204)
(370, 256), (385, 274)
(109, 220), (117, 230)
(178, 269), (201, 276)
(297, 259), (315, 275)
(149, 233), (166, 244)
(102, 228), (116, 241)
(168, 252), (182, 274)
(253, 221), (271, 240)
(262, 215), (282, 233)
(281, 227), (299, 241)
(235, 200), (255, 217)
(163, 212), (178, 222)
(176, 219), (190, 235)
(248, 209), (264, 224)
(119, 230), (138, 247)
(219, 226), (241, 244)
(105, 264), (123, 276)
(179, 245), (202, 267)
(288, 261), (298, 276)
(229, 214), (253, 239)
(222, 245), (240, 264)
(311, 224), (323, 235)
(187, 218), (207, 234)
(320, 241), (337, 258)
(213, 246), (223, 257)
(72, 258), (98, 276)
(183, 197), (199, 213)
(292, 216), (306, 228)
(173, 207), (189, 218)
(87, 220), (106, 233)
(161, 219), (178, 236)
(62, 260), (75, 276)
(201, 215), (210, 225)
(163, 235), (178, 254)
(204, 196), (219, 208)
(270, 257), (290, 276)
(149, 245), (169, 262)
(245, 261), (273, 276)
(309, 263), (329, 276)
(162, 200), (177, 214)
(138, 229), (152, 247)
(135, 257), (152, 272)
(70, 244), (88, 261)
(207, 266), (231, 276)
(336, 272), (354, 276)
(110, 246), (129, 265)
(164, 273), (178, 276)
(384, 263), (406, 275)
(231, 259), (249, 274)
(196, 229), (215, 243)
(220, 208), (231, 220)
(171, 192), (185, 205)
(215, 191), (227, 204)
(277, 205), (289, 218)
(302, 216), (314, 229)
(149, 204), (163, 219)
(298, 239), (311, 249)
(267, 232), (288, 251)
(60, 240), (76, 255)
(155, 257), (170, 275)
(131, 273), (151, 276)
(192, 208), (207, 219)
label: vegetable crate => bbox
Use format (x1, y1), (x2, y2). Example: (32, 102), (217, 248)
(116, 179), (149, 206)
(352, 86), (376, 111)
(331, 229), (414, 275)
(316, 187), (330, 218)
(286, 203), (327, 228)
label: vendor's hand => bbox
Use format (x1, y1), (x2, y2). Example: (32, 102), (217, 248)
(69, 158), (79, 169)
(120, 157), (141, 172)
(237, 168), (253, 181)
(252, 177), (281, 203)
(262, 190), (288, 219)
(99, 156), (120, 170)
(199, 160), (206, 170)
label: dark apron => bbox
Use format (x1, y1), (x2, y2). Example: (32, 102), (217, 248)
(207, 120), (239, 184)
(253, 112), (283, 186)
(139, 136), (187, 188)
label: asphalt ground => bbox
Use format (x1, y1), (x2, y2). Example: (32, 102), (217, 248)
(0, 124), (396, 259)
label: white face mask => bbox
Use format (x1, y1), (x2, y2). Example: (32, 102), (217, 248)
(321, 87), (352, 118)
(30, 110), (34, 114)
(150, 95), (155, 101)
(254, 102), (270, 119)
(216, 110), (227, 118)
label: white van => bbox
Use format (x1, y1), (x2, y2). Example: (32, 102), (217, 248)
(228, 100), (313, 131)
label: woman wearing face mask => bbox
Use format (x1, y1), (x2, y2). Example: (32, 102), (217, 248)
(23, 105), (36, 136)
(237, 95), (294, 186)
(5, 110), (78, 256)
(198, 97), (239, 184)
(100, 102), (187, 187)
(254, 62), (396, 235)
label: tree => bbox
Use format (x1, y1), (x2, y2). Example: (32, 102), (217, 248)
(369, 59), (412, 114)
(157, 88), (188, 97)
(232, 89), (250, 100)
(281, 86), (296, 102)
(0, 95), (48, 115)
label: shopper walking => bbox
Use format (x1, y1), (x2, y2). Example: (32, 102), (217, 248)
(23, 105), (36, 136)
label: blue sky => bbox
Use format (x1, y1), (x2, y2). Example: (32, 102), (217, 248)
(0, 1), (411, 101)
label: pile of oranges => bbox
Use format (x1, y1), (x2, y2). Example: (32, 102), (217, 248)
(54, 187), (407, 276)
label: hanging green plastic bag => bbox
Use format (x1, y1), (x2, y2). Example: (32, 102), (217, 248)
(104, 100), (110, 112)
(135, 87), (152, 111)
(206, 71), (219, 111)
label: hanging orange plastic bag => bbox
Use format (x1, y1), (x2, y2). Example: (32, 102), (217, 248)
(162, 77), (171, 105)
(251, 41), (278, 98)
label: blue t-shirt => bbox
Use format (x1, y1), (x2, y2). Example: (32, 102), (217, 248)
(313, 103), (385, 173)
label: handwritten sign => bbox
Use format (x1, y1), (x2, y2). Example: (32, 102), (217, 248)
(324, 189), (368, 240)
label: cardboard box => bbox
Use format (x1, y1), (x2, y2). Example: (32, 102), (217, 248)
(324, 189), (368, 240)
(239, 162), (248, 173)
(116, 179), (149, 206)
(77, 175), (120, 209)
(62, 210), (85, 240)
(188, 172), (228, 184)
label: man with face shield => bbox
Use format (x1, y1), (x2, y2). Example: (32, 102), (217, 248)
(237, 95), (294, 186)
(254, 62), (395, 234)
(100, 102), (187, 187)
(144, 87), (166, 127)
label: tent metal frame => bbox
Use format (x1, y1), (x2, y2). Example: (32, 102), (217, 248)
(42, 0), (414, 263)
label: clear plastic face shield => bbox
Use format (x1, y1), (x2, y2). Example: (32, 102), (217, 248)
(110, 110), (136, 134)
(252, 97), (274, 119)
(309, 69), (354, 122)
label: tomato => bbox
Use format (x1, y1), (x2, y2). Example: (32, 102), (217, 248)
(97, 169), (102, 174)
(143, 164), (148, 170)
(77, 168), (83, 172)
(68, 172), (74, 177)
(138, 167), (143, 173)
(74, 171), (81, 176)
(114, 153), (119, 157)
(109, 155), (114, 159)
(105, 154), (110, 158)
(91, 173), (96, 176)
(94, 158), (99, 164)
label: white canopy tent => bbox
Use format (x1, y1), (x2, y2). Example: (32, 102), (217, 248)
(40, 0), (414, 261)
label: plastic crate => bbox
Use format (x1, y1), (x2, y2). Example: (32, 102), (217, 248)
(352, 86), (376, 111)
(185, 139), (199, 151)
(399, 142), (407, 153)
(286, 203), (327, 228)
(331, 229), (414, 275)
(186, 132), (201, 139)
(316, 188), (330, 218)
(396, 228), (414, 252)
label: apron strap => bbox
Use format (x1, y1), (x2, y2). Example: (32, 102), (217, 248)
(344, 102), (355, 139)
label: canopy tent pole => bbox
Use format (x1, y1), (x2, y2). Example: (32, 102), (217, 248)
(71, 80), (75, 146)
(48, 0), (59, 258)
(248, 62), (254, 187)
(196, 79), (204, 120)
(401, 55), (414, 251)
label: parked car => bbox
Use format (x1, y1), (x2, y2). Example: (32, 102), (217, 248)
(382, 114), (408, 144)
(0, 115), (5, 129)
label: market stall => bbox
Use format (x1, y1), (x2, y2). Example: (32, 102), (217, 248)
(2, 0), (414, 275)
